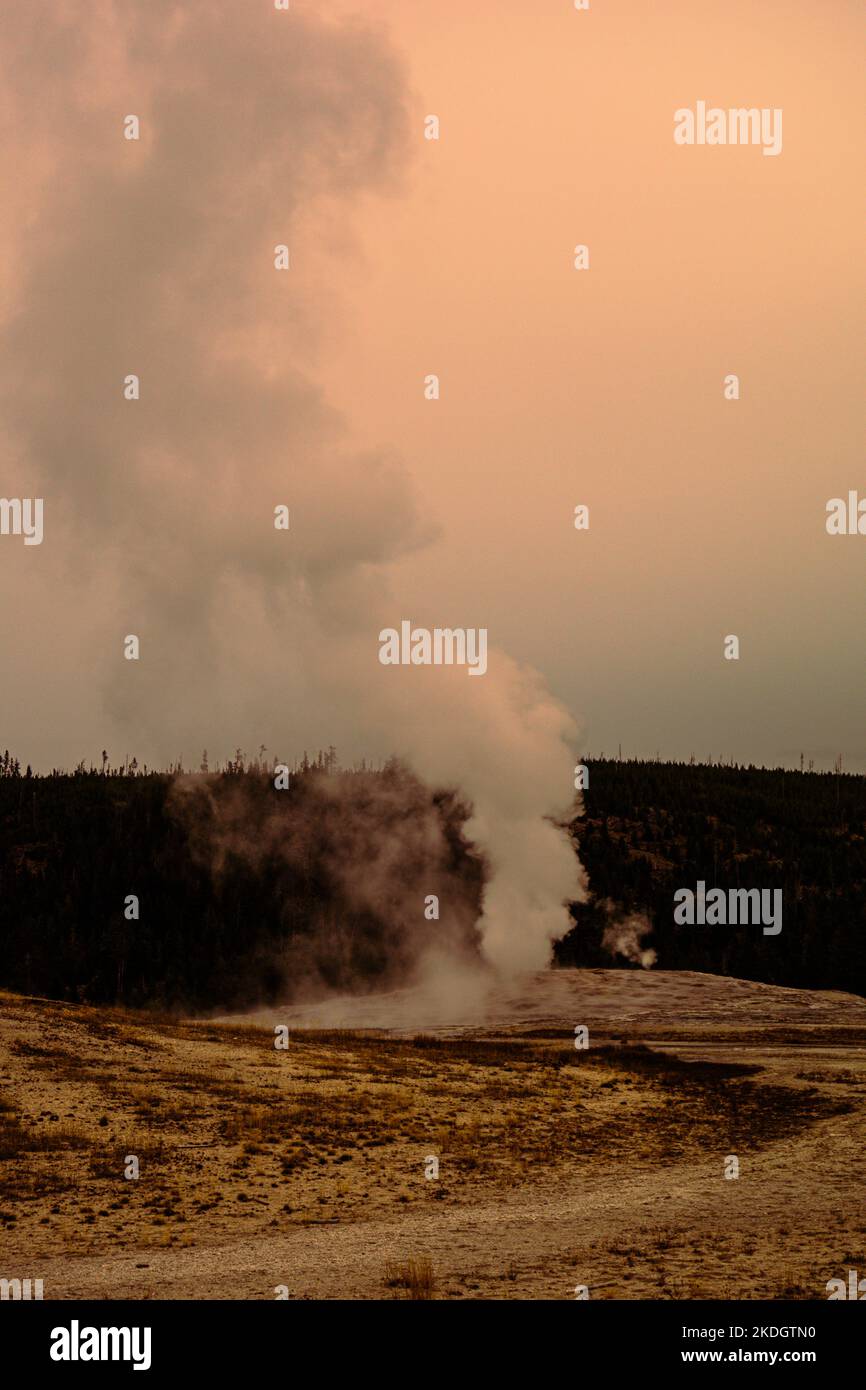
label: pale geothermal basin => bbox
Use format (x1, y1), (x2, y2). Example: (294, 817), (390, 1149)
(4, 969), (865, 1300)
(220, 967), (866, 1037)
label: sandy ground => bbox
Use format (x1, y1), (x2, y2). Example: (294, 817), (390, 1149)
(1, 969), (865, 1300)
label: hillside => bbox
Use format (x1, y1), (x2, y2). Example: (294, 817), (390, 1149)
(561, 759), (866, 996)
(1, 753), (864, 1009)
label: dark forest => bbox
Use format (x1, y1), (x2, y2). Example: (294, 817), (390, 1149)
(1, 750), (863, 1010)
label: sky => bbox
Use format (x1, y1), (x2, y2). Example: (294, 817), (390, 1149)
(0, 0), (864, 777)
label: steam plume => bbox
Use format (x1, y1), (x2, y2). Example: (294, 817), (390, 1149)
(600, 901), (657, 970)
(0, 1), (586, 976)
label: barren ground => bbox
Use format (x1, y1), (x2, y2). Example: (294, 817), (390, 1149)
(1, 969), (864, 1300)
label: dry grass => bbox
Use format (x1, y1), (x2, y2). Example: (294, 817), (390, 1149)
(0, 1115), (91, 1159)
(384, 1257), (435, 1299)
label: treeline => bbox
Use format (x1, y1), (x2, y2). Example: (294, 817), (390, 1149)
(1, 751), (864, 1009)
(0, 754), (484, 1011)
(0, 745), (342, 780)
(558, 758), (866, 997)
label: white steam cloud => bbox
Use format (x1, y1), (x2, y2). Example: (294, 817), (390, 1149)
(600, 903), (657, 971)
(0, 1), (586, 976)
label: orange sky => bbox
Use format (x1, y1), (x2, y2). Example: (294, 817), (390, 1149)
(0, 0), (863, 773)
(319, 0), (866, 769)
